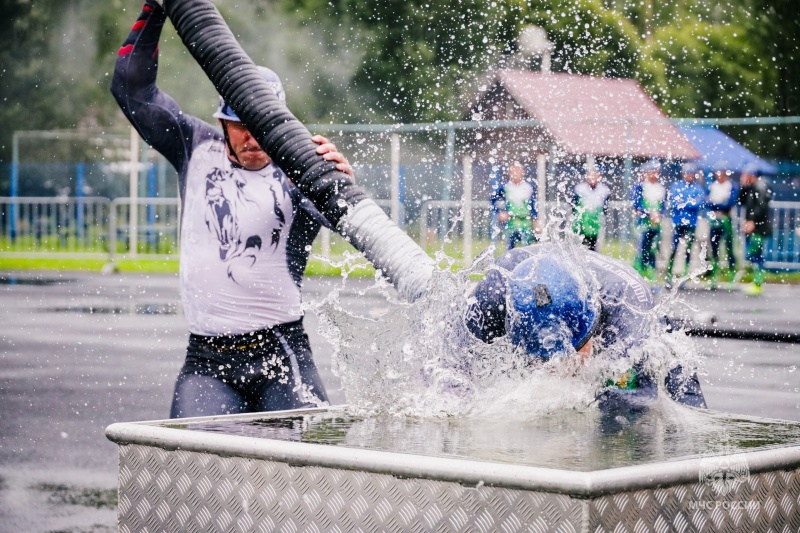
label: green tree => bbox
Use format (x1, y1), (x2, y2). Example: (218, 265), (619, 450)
(638, 21), (776, 118)
(284, 0), (530, 121)
(749, 0), (800, 159)
(0, 0), (69, 162)
(522, 0), (640, 79)
(283, 0), (644, 122)
(0, 0), (129, 166)
(4, 0), (798, 168)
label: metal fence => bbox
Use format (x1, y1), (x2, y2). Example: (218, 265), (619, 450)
(0, 196), (111, 257)
(418, 201), (493, 252)
(108, 197), (180, 259)
(0, 196), (180, 259)
(1, 196), (799, 270)
(764, 201), (800, 269)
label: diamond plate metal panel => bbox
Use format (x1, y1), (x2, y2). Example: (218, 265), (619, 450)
(117, 444), (583, 532)
(117, 443), (800, 532)
(587, 469), (800, 533)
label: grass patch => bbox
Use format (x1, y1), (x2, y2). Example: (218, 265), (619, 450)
(3, 234), (798, 283)
(305, 260), (376, 278)
(0, 256), (380, 277)
(722, 269), (800, 285)
(0, 257), (110, 272)
(765, 272), (800, 284)
(0, 257), (179, 274)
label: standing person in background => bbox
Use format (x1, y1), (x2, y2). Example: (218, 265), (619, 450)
(572, 167), (611, 252)
(111, 1), (356, 418)
(493, 161), (541, 250)
(738, 163), (772, 296)
(665, 162), (706, 287)
(706, 161), (739, 286)
(631, 159), (666, 280)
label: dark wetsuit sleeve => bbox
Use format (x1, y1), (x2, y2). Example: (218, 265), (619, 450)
(490, 185), (505, 216)
(465, 248), (532, 342)
(587, 253), (707, 408)
(465, 269), (508, 342)
(110, 1), (216, 173)
(665, 365), (707, 408)
(285, 192), (332, 287)
(586, 252), (654, 350)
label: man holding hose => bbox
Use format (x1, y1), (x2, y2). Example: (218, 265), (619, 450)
(112, 0), (355, 418)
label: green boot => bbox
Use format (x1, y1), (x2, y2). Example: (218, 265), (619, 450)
(742, 283), (764, 296)
(709, 260), (719, 290)
(754, 267), (766, 288)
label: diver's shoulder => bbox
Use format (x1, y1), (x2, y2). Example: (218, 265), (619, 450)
(586, 252), (649, 284)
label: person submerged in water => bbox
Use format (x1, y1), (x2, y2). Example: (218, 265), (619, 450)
(464, 242), (707, 411)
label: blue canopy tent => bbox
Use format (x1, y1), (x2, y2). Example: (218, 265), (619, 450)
(677, 125), (777, 175)
(678, 125), (800, 271)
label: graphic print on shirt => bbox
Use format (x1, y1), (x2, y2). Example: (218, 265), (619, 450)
(203, 166), (287, 283)
(268, 167), (289, 249)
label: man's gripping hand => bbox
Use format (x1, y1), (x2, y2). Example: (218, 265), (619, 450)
(312, 135), (355, 180)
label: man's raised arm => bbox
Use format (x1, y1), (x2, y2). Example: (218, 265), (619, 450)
(111, 0), (210, 170)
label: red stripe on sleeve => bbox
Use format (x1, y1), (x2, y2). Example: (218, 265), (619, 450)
(143, 4), (153, 11)
(152, 45), (159, 59)
(132, 20), (146, 31)
(118, 44), (134, 56)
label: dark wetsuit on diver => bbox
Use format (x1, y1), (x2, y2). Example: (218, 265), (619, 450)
(466, 243), (707, 410)
(112, 1), (330, 417)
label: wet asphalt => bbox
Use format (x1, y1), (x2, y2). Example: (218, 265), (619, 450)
(1, 272), (799, 532)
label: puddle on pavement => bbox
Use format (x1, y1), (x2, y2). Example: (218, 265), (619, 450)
(45, 527), (115, 533)
(35, 483), (117, 510)
(45, 303), (178, 315)
(0, 276), (75, 286)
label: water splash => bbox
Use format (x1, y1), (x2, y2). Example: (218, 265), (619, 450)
(308, 237), (705, 421)
(188, 401), (800, 470)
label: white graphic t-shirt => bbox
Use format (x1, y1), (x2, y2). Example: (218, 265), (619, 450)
(180, 141), (305, 335)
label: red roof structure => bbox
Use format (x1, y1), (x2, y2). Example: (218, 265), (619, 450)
(470, 70), (699, 160)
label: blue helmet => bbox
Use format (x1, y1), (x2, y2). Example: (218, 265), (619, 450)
(639, 158), (661, 174)
(712, 160), (730, 173)
(681, 161), (699, 175)
(741, 162), (764, 178)
(507, 255), (599, 360)
(213, 66), (286, 122)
